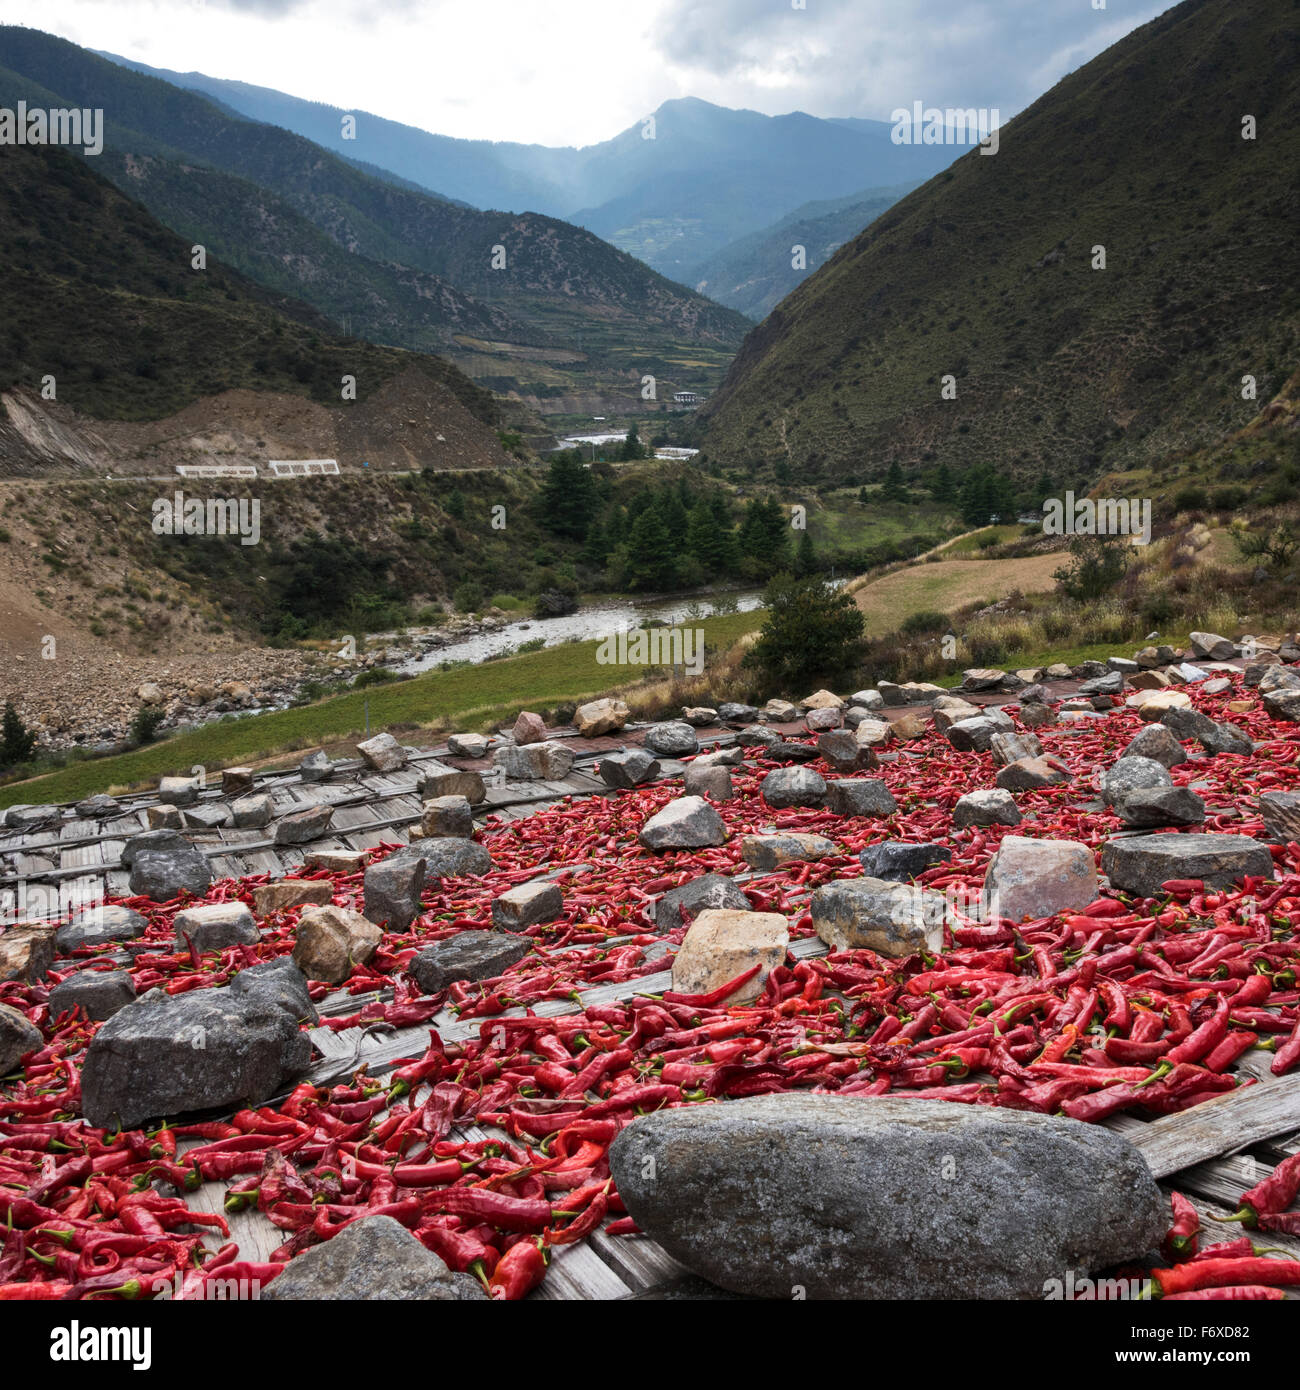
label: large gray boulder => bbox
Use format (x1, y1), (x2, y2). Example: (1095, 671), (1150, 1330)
(639, 797), (728, 851)
(816, 731), (878, 774)
(644, 722), (700, 757)
(1162, 706), (1254, 756)
(261, 1216), (486, 1301)
(127, 839), (212, 903)
(417, 761), (487, 804)
(273, 805), (334, 845)
(173, 902), (258, 953)
(761, 767), (827, 809)
(1100, 756), (1173, 808)
(1188, 631), (1236, 661)
(739, 834), (836, 872)
(1078, 670), (1124, 696)
(1102, 834), (1274, 897)
(952, 789), (1021, 828)
(56, 904), (148, 953)
(810, 877), (951, 955)
(945, 713), (1014, 753)
(227, 958), (319, 1024)
(410, 932), (531, 994)
(80, 966), (313, 1127)
(654, 874), (750, 932)
(609, 1095), (1165, 1300)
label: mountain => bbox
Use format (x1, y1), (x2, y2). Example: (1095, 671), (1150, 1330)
(689, 182), (921, 320)
(0, 141), (510, 475)
(697, 0), (1300, 486)
(95, 57), (961, 278)
(1, 29), (748, 416)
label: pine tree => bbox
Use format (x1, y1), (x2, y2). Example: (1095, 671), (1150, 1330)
(795, 526), (816, 576)
(882, 460), (907, 502)
(621, 424), (645, 462)
(931, 463), (955, 503)
(539, 452), (597, 540)
(0, 700), (36, 768)
(624, 507), (674, 591)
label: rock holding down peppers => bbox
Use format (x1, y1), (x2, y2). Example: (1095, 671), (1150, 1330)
(1, 668), (1300, 1298)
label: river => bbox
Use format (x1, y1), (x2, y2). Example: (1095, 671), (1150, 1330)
(394, 588), (765, 675)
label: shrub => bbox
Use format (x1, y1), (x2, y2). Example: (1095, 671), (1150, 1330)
(129, 706), (165, 747)
(1053, 535), (1132, 601)
(353, 667), (401, 689)
(900, 610), (950, 635)
(744, 574), (866, 688)
(452, 580), (484, 613)
(1172, 485), (1210, 513)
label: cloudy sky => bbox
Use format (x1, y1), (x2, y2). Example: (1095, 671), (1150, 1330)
(1, 0), (1173, 146)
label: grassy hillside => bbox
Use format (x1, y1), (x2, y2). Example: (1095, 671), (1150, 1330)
(689, 182), (920, 319)
(0, 142), (497, 426)
(0, 29), (751, 413)
(698, 0), (1300, 485)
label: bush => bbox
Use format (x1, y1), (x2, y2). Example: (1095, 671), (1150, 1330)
(976, 529), (1002, 551)
(744, 574), (866, 688)
(900, 610), (950, 635)
(1053, 536), (1132, 601)
(1172, 485), (1210, 513)
(452, 581), (484, 613)
(353, 667), (401, 689)
(129, 706), (165, 747)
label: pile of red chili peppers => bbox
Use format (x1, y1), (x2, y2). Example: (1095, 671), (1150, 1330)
(2, 668), (1299, 1299)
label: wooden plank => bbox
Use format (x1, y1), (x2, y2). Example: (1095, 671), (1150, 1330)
(530, 1238), (632, 1301)
(1125, 1078), (1300, 1179)
(587, 1225), (689, 1293)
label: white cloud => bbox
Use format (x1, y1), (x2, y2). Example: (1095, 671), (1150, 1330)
(0, 0), (1173, 145)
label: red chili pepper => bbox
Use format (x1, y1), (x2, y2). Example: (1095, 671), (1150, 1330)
(432, 1188), (553, 1233)
(660, 965), (762, 1008)
(1163, 1285), (1286, 1301)
(1219, 1153), (1300, 1228)
(487, 1238), (547, 1300)
(1151, 1257), (1300, 1297)
(1164, 1193), (1200, 1260)
(1270, 1013), (1300, 1076)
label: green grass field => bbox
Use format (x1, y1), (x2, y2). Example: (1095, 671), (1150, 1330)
(0, 610), (765, 810)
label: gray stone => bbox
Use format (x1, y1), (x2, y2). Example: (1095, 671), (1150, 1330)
(74, 793), (122, 819)
(599, 750), (661, 788)
(717, 703), (758, 724)
(693, 746), (744, 768)
(1259, 791), (1300, 845)
(364, 856), (427, 930)
(1115, 787), (1207, 828)
(769, 740), (821, 763)
(961, 668), (1007, 692)
(812, 877), (951, 955)
(984, 837), (1097, 922)
(173, 902), (259, 952)
(1017, 684), (1053, 706)
(1100, 756), (1173, 807)
(945, 713), (1013, 753)
(56, 904), (148, 953)
(273, 804), (334, 845)
(222, 767), (256, 797)
(804, 706), (842, 733)
(761, 767), (827, 809)
(847, 690), (884, 712)
(575, 698), (631, 736)
(299, 751), (333, 783)
(48, 969), (137, 1022)
(293, 906), (382, 984)
(446, 732), (490, 759)
(262, 1216), (486, 1301)
(121, 829), (188, 866)
(654, 874), (750, 933)
(681, 707), (719, 728)
(147, 804), (184, 830)
(1106, 657), (1140, 674)
(1122, 725), (1188, 768)
(739, 834), (836, 872)
(183, 804), (232, 831)
(387, 837), (492, 880)
(491, 881), (563, 929)
(356, 732), (406, 772)
(640, 797), (728, 851)
(0, 1002), (42, 1073)
(1102, 834), (1274, 896)
(989, 731), (1043, 766)
(158, 776), (200, 807)
(995, 756), (1069, 791)
(1243, 657), (1283, 687)
(644, 722), (700, 757)
(1259, 665), (1300, 696)
(419, 795), (474, 839)
(128, 845), (213, 902)
(858, 841), (952, 882)
(737, 725), (780, 749)
(81, 974), (312, 1127)
(417, 761), (487, 804)
(1262, 688), (1300, 722)
(817, 730), (878, 774)
(231, 794), (273, 829)
(952, 789), (1021, 827)
(410, 933), (531, 993)
(1188, 632), (1236, 661)
(683, 763), (734, 801)
(763, 699), (799, 723)
(1078, 671), (1124, 696)
(609, 1095), (1166, 1301)
(823, 779), (897, 817)
(1162, 706), (1253, 755)
(512, 711), (547, 746)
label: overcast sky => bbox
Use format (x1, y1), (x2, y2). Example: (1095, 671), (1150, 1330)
(1, 0), (1173, 146)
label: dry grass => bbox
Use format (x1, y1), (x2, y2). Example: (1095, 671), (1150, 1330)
(852, 554), (1064, 636)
